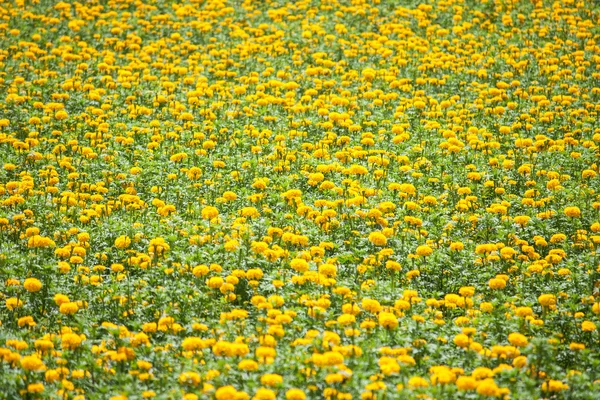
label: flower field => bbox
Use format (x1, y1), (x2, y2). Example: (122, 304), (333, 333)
(1, 0), (600, 398)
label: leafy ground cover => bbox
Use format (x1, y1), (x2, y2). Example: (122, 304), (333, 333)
(1, 0), (600, 398)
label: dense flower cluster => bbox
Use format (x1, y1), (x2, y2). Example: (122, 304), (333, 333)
(1, 0), (600, 398)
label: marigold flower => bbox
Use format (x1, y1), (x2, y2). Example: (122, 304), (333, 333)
(59, 302), (79, 315)
(538, 294), (557, 307)
(415, 245), (433, 256)
(290, 258), (309, 272)
(54, 293), (70, 305)
(542, 380), (569, 392)
(285, 389), (306, 400)
(407, 376), (429, 388)
(114, 235), (131, 249)
(61, 333), (83, 350)
(456, 376), (478, 390)
(18, 316), (36, 327)
(21, 355), (45, 371)
(253, 388), (276, 400)
(260, 374), (283, 387)
(179, 371), (201, 386)
(488, 278), (506, 290)
(6, 297), (23, 310)
(368, 231), (387, 246)
(238, 359), (258, 371)
(215, 386), (238, 400)
(27, 383), (44, 393)
(362, 298), (382, 313)
(453, 334), (470, 348)
(508, 333), (528, 347)
(378, 312), (398, 329)
(201, 206), (219, 220)
(476, 379), (500, 396)
(23, 277), (42, 292)
(581, 321), (597, 332)
(564, 206), (581, 218)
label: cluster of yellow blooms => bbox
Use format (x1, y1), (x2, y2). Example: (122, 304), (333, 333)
(1, 0), (600, 398)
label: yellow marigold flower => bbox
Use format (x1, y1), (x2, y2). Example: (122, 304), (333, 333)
(137, 360), (152, 370)
(224, 239), (240, 252)
(28, 235), (56, 248)
(246, 268), (263, 280)
(207, 277), (224, 289)
(253, 388), (276, 400)
(337, 313), (356, 326)
(323, 351), (344, 366)
(21, 355), (45, 371)
(54, 293), (70, 305)
(61, 333), (82, 350)
(318, 263), (337, 277)
(570, 342), (585, 351)
(476, 379), (500, 396)
(179, 371), (201, 386)
(385, 260), (401, 271)
(564, 206), (581, 218)
(34, 339), (54, 352)
(285, 389), (306, 400)
(55, 110), (68, 120)
(368, 231), (387, 246)
(472, 367), (494, 380)
(513, 215), (530, 226)
(215, 386), (238, 400)
(114, 236), (131, 249)
(407, 376), (429, 388)
(508, 333), (528, 347)
(581, 321), (597, 332)
(18, 316), (36, 327)
(191, 265), (208, 277)
(260, 374), (283, 387)
(181, 337), (206, 351)
(415, 245), (433, 257)
(550, 233), (566, 243)
(223, 191), (237, 201)
(5, 278), (20, 286)
(413, 100), (426, 109)
(348, 164), (368, 175)
(170, 152), (188, 162)
(27, 383), (44, 393)
(142, 322), (157, 333)
(488, 278), (506, 290)
(6, 297), (23, 310)
(180, 112), (194, 121)
(378, 312), (398, 329)
(541, 380), (569, 392)
(450, 242), (464, 251)
(582, 169), (597, 179)
(453, 334), (470, 348)
(238, 359), (258, 371)
(290, 258), (309, 272)
(512, 356), (527, 368)
(201, 206), (219, 220)
(538, 294), (557, 307)
(23, 278), (42, 292)
(59, 302), (79, 315)
(456, 376), (478, 390)
(362, 298), (382, 313)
